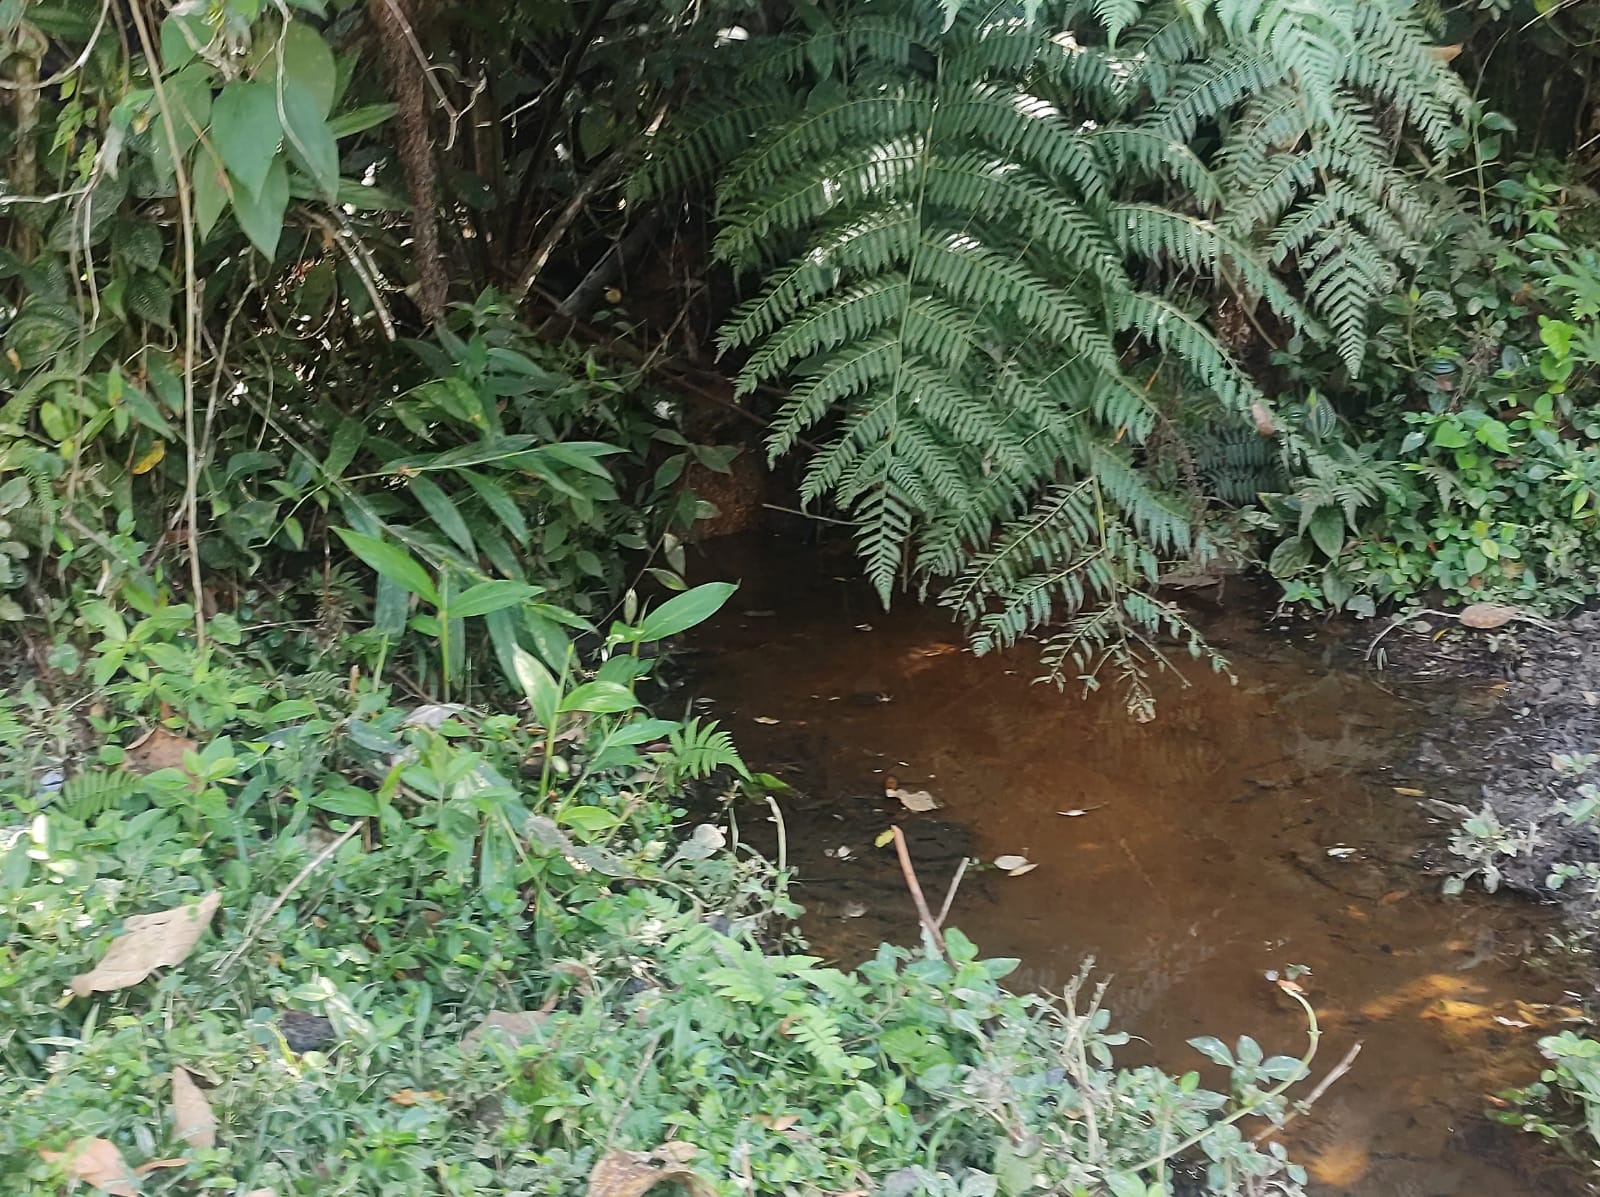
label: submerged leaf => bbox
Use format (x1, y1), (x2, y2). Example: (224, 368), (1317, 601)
(891, 788), (940, 813)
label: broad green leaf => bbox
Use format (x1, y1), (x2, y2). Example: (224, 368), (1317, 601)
(1307, 506), (1345, 559)
(559, 805), (622, 833)
(211, 80), (282, 198)
(450, 580), (540, 620)
(230, 156), (289, 258)
(149, 65), (213, 181)
(279, 78), (340, 199)
(408, 476), (475, 557)
(191, 144), (229, 239)
(330, 103), (399, 137)
(335, 527), (438, 605)
(160, 11), (209, 69)
(1187, 1035), (1233, 1066)
(310, 786), (380, 817)
(606, 718), (679, 747)
(269, 21), (338, 116)
(511, 646), (559, 729)
(559, 680), (640, 715)
(633, 581), (737, 643)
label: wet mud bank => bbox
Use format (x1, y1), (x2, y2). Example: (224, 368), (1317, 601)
(684, 533), (1595, 1197)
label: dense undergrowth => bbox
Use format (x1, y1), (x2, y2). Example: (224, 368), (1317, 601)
(0, 585), (1322, 1196)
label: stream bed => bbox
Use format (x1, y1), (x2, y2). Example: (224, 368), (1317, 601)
(686, 533), (1593, 1197)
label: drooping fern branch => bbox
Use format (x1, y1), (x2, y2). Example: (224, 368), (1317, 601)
(636, 0), (1463, 715)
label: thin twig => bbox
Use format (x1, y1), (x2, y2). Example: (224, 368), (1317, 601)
(127, 2), (206, 648)
(1252, 1041), (1362, 1144)
(213, 821), (365, 977)
(602, 1030), (663, 1149)
(890, 826), (955, 967)
(935, 856), (969, 929)
(0, 0), (112, 90)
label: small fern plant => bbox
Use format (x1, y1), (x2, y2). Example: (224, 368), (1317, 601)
(638, 0), (1464, 715)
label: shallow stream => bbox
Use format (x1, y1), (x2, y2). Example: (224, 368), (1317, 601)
(687, 534), (1592, 1197)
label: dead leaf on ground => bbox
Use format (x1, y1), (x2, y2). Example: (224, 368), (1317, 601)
(171, 1067), (216, 1150)
(1057, 805), (1104, 817)
(39, 1138), (139, 1195)
(244, 1191), (278, 1197)
(1494, 1015), (1532, 1028)
(1379, 889), (1410, 906)
(1250, 401), (1279, 437)
(758, 1113), (800, 1132)
(1392, 786), (1426, 797)
(124, 727), (198, 775)
(890, 788), (940, 813)
(70, 891), (221, 998)
(402, 703), (466, 729)
(462, 1009), (547, 1052)
(587, 1143), (716, 1197)
(752, 716), (781, 725)
(1458, 602), (1518, 630)
(389, 1089), (445, 1106)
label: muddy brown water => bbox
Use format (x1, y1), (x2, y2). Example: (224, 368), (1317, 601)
(686, 534), (1593, 1197)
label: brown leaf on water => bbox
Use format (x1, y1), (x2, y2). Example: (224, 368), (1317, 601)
(171, 1068), (216, 1150)
(461, 1009), (547, 1053)
(124, 727), (198, 775)
(587, 1144), (716, 1197)
(70, 891), (221, 998)
(38, 1138), (139, 1195)
(1458, 603), (1517, 630)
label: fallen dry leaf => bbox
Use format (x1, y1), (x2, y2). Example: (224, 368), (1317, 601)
(39, 1138), (139, 1195)
(124, 726), (198, 775)
(758, 1114), (800, 1132)
(1494, 1015), (1532, 1028)
(171, 1067), (216, 1150)
(752, 716), (781, 725)
(134, 1159), (187, 1176)
(244, 1191), (278, 1197)
(1005, 861), (1039, 876)
(587, 1143), (716, 1197)
(389, 1089), (445, 1106)
(1378, 890), (1410, 906)
(993, 854), (1031, 872)
(1250, 400), (1279, 437)
(891, 788), (940, 813)
(402, 703), (466, 729)
(1458, 603), (1518, 630)
(462, 1009), (547, 1052)
(1392, 786), (1426, 797)
(70, 891), (221, 998)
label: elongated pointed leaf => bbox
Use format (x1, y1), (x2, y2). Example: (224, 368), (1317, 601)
(512, 645), (559, 728)
(335, 527), (438, 605)
(408, 476), (475, 557)
(633, 582), (737, 643)
(450, 580), (541, 620)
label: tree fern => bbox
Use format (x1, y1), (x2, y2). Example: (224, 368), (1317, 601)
(638, 0), (1463, 715)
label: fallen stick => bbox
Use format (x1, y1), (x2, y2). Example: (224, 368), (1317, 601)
(890, 826), (955, 968)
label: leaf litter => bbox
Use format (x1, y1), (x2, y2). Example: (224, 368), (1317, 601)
(70, 890), (221, 997)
